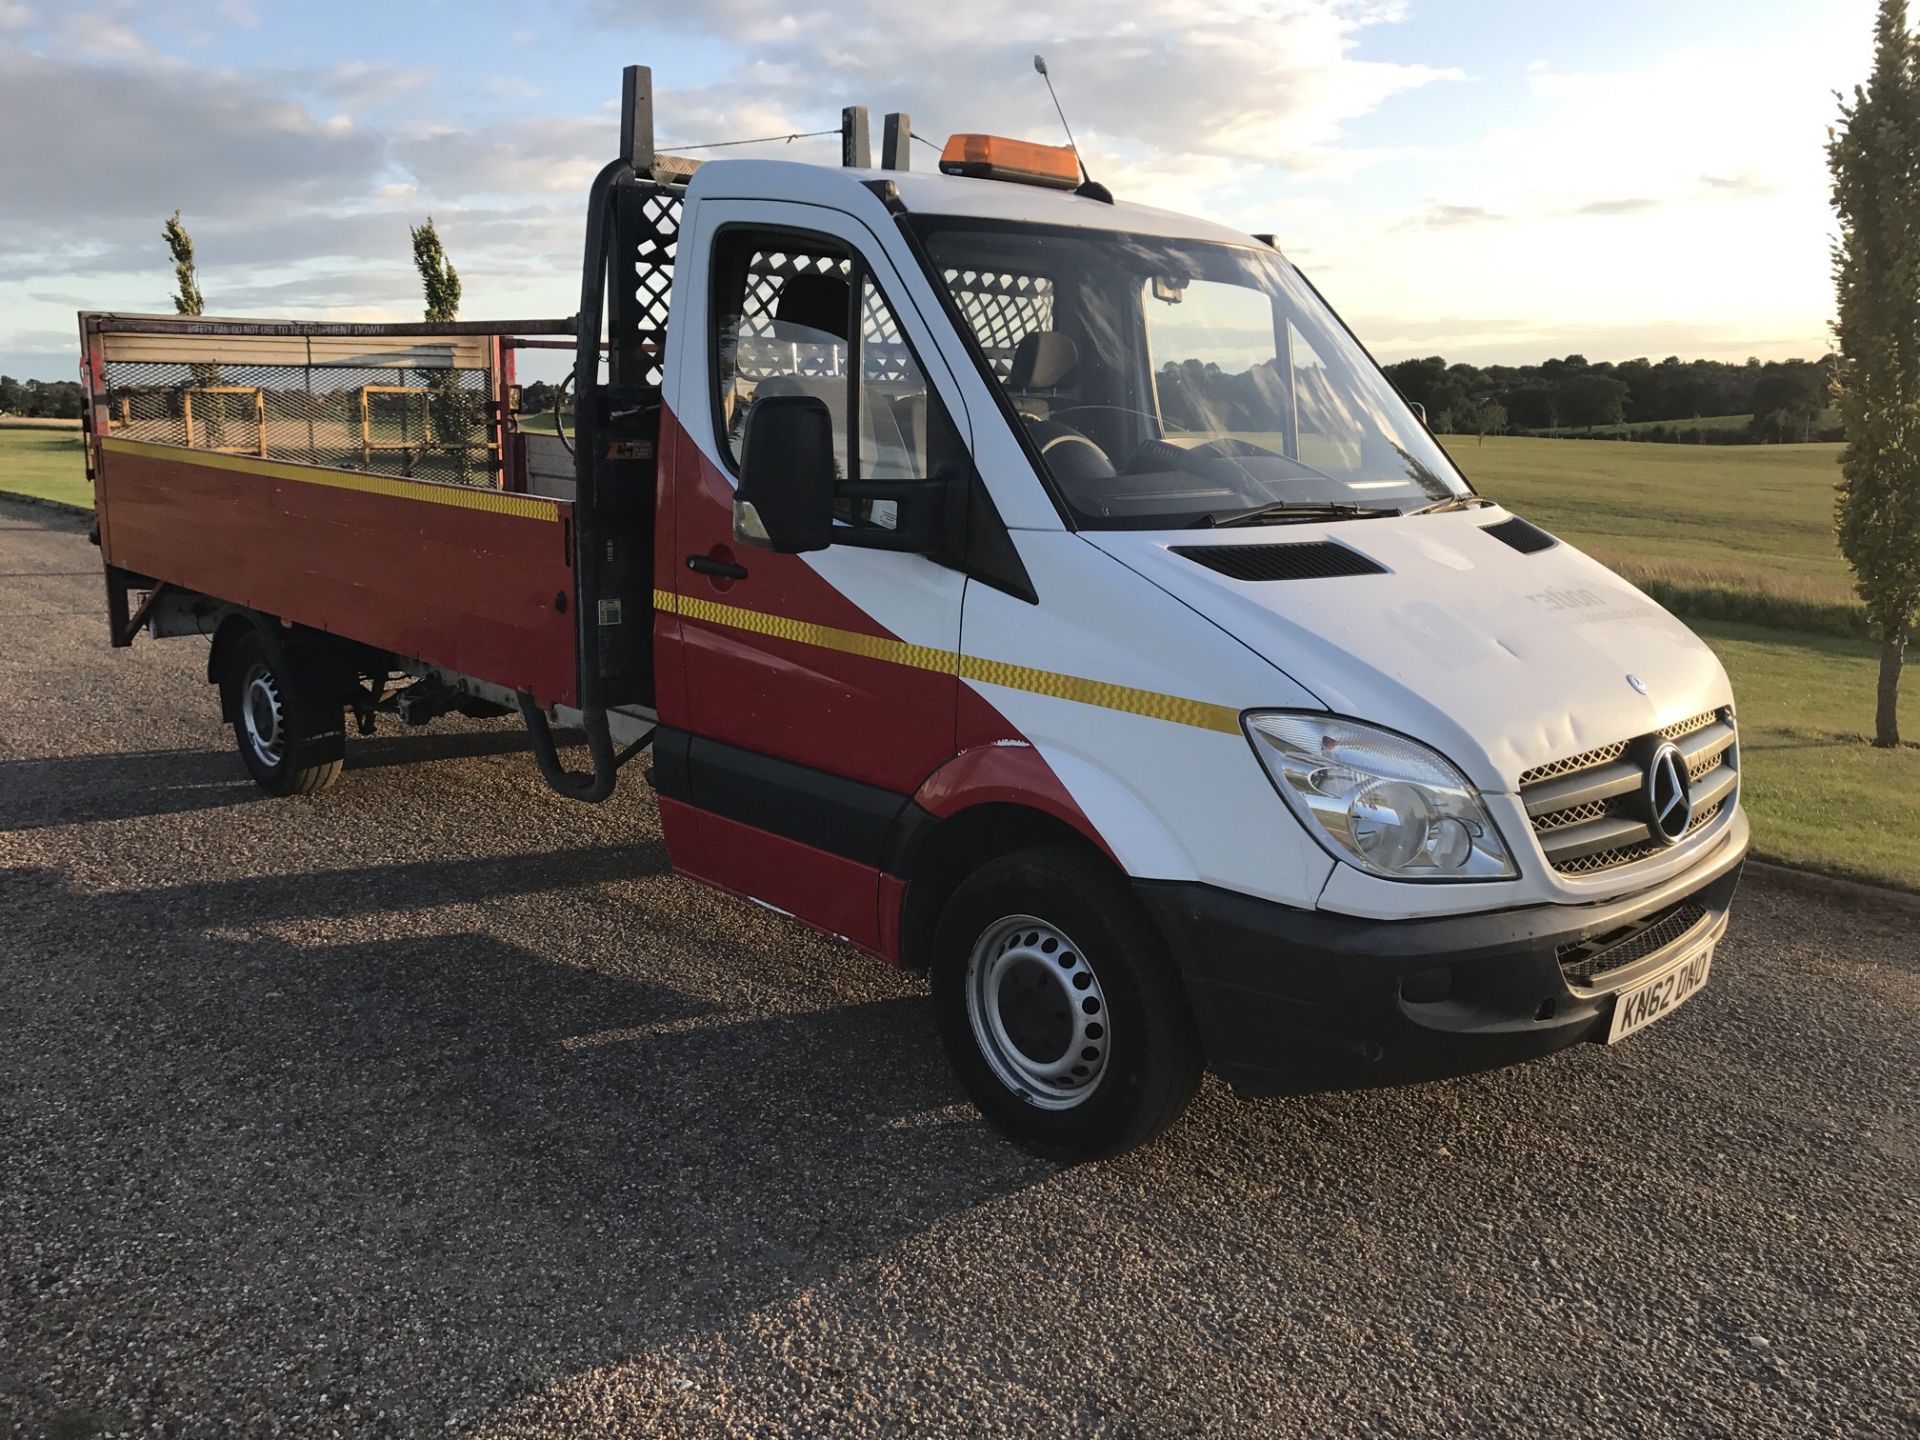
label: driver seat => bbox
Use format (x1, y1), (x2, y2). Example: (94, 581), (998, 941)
(1007, 331), (1079, 420)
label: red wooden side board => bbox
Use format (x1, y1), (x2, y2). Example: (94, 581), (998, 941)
(97, 439), (579, 707)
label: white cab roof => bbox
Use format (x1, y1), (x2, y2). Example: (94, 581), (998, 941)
(683, 158), (1268, 250)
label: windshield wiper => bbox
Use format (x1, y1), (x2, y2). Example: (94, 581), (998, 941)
(1190, 500), (1401, 529)
(1408, 493), (1497, 516)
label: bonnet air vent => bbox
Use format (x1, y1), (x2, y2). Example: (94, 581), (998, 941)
(1170, 542), (1387, 582)
(1483, 516), (1559, 554)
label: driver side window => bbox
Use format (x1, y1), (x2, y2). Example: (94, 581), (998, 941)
(714, 234), (853, 477)
(712, 229), (965, 531)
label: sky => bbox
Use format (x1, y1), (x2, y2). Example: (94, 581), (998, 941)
(0, 0), (1879, 382)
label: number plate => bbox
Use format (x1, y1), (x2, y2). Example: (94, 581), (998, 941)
(1606, 943), (1713, 1043)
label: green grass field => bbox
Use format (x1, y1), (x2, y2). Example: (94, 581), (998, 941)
(1444, 433), (1854, 604)
(0, 422), (90, 509)
(1695, 622), (1918, 890)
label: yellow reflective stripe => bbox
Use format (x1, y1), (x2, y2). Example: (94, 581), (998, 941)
(661, 590), (959, 674)
(956, 653), (1242, 733)
(98, 436), (562, 523)
(656, 588), (1242, 735)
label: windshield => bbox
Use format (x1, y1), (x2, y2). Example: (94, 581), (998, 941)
(910, 220), (1470, 529)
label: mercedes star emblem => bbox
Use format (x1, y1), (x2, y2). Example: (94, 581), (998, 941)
(1644, 741), (1694, 844)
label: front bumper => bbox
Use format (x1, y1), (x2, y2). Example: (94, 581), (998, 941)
(1136, 829), (1747, 1098)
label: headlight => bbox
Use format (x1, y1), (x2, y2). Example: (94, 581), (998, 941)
(1245, 713), (1516, 881)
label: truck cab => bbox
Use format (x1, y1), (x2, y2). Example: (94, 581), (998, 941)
(81, 73), (1746, 1158)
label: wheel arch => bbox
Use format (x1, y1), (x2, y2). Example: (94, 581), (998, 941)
(888, 739), (1204, 974)
(206, 608), (287, 723)
(207, 608), (374, 723)
(894, 801), (1116, 975)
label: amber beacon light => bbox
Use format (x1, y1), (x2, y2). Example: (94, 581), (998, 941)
(938, 134), (1082, 190)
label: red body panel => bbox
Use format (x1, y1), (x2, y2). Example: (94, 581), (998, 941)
(674, 805), (887, 954)
(97, 445), (579, 706)
(660, 408), (958, 791)
(652, 406), (962, 947)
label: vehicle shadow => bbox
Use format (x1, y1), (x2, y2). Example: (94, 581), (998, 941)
(349, 724), (580, 770)
(0, 747), (258, 830)
(2, 851), (1044, 1433)
(0, 729), (582, 830)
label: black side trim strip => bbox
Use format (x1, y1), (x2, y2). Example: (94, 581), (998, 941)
(650, 725), (693, 802)
(650, 725), (911, 870)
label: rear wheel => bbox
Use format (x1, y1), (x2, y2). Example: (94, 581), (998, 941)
(226, 631), (343, 796)
(931, 846), (1203, 1160)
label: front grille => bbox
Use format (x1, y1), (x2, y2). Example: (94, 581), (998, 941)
(1519, 740), (1629, 787)
(1556, 902), (1709, 986)
(1551, 800), (1728, 875)
(1521, 710), (1737, 877)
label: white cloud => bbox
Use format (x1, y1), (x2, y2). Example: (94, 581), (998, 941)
(1284, 24), (1871, 364)
(0, 2), (33, 32)
(0, 47), (386, 237)
(310, 59), (434, 110)
(392, 115), (609, 200)
(596, 0), (1458, 169)
(55, 10), (152, 58)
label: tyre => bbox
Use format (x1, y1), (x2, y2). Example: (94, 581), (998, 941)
(226, 630), (344, 796)
(931, 845), (1204, 1160)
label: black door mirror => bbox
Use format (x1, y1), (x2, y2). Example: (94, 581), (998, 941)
(734, 395), (836, 553)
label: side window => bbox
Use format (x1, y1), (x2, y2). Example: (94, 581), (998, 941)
(712, 229), (965, 530)
(714, 233), (854, 474)
(857, 274), (963, 484)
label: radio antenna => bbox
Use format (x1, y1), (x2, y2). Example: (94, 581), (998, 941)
(1032, 54), (1112, 202)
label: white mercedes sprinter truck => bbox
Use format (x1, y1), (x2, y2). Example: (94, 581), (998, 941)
(85, 93), (1746, 1161)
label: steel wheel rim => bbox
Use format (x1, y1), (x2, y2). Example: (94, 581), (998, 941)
(965, 913), (1109, 1111)
(241, 662), (286, 768)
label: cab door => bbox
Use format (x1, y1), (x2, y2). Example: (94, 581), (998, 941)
(654, 201), (972, 951)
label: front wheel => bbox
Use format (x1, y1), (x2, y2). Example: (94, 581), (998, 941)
(226, 631), (343, 796)
(931, 846), (1203, 1160)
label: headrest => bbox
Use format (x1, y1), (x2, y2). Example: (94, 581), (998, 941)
(1008, 330), (1079, 390)
(772, 272), (850, 341)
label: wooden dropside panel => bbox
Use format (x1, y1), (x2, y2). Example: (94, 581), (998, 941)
(97, 439), (579, 707)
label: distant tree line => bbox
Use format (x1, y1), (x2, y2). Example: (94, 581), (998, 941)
(0, 376), (82, 418)
(1382, 353), (1838, 443)
(519, 379), (570, 415)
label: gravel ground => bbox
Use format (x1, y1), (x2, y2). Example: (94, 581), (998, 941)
(2, 497), (1917, 1439)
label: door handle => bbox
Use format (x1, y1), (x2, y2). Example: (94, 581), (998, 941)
(686, 554), (749, 580)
